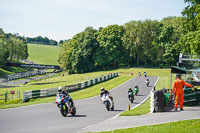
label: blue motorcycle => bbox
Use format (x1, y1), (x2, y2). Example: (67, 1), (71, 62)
(56, 95), (76, 117)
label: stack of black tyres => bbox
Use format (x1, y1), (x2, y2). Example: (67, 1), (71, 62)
(184, 87), (200, 106)
(154, 90), (165, 112)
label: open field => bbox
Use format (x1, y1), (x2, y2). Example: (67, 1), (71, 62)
(27, 43), (60, 65)
(94, 119), (200, 133)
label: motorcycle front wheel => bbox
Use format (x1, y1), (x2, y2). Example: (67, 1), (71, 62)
(105, 101), (110, 111)
(60, 105), (67, 117)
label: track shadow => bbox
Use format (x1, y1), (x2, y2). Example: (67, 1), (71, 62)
(112, 109), (124, 112)
(147, 85), (154, 87)
(135, 94), (144, 96)
(132, 102), (140, 104)
(68, 115), (87, 117)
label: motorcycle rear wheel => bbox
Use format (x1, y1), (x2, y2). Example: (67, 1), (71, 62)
(71, 107), (76, 116)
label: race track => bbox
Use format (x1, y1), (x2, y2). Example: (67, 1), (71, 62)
(0, 76), (158, 133)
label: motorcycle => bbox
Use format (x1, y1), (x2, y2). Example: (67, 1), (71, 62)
(56, 94), (76, 117)
(128, 91), (134, 103)
(134, 87), (139, 95)
(145, 79), (150, 86)
(144, 72), (147, 77)
(101, 93), (114, 111)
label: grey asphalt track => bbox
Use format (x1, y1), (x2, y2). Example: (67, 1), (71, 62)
(0, 76), (158, 133)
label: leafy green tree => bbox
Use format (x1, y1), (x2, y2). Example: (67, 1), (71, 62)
(96, 25), (127, 69)
(182, 0), (200, 31)
(58, 27), (99, 73)
(179, 30), (200, 54)
(123, 20), (160, 66)
(179, 0), (200, 55)
(0, 29), (9, 66)
(0, 28), (28, 66)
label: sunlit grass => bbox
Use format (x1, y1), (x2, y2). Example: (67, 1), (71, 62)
(93, 119), (200, 133)
(27, 43), (60, 65)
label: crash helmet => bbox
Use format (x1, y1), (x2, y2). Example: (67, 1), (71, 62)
(58, 86), (62, 92)
(129, 87), (132, 90)
(135, 84), (138, 86)
(101, 87), (105, 92)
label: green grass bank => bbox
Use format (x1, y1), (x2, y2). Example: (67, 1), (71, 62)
(27, 43), (60, 65)
(91, 119), (200, 133)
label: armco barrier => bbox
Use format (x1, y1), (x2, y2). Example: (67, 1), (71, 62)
(23, 72), (118, 102)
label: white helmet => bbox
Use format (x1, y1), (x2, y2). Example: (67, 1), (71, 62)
(58, 86), (62, 92)
(101, 87), (105, 91)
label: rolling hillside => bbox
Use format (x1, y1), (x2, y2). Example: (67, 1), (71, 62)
(27, 43), (60, 65)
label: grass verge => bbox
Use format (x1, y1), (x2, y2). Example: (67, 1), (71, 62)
(120, 98), (150, 116)
(92, 119), (200, 133)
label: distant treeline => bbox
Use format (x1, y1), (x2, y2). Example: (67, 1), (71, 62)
(26, 36), (58, 45)
(58, 0), (200, 73)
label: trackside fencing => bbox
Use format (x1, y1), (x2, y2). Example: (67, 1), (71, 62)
(0, 90), (21, 102)
(23, 72), (118, 102)
(3, 70), (47, 81)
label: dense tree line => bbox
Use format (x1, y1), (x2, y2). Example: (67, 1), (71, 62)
(0, 29), (28, 67)
(58, 0), (200, 73)
(26, 36), (58, 45)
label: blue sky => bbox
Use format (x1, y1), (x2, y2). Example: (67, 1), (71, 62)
(0, 0), (187, 42)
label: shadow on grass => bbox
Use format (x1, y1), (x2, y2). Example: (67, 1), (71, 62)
(31, 81), (65, 85)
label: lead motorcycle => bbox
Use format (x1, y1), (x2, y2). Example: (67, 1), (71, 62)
(101, 93), (114, 111)
(56, 94), (76, 117)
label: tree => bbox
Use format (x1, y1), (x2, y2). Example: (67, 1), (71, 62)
(179, 0), (200, 55)
(58, 27), (99, 73)
(122, 20), (160, 66)
(182, 0), (200, 31)
(179, 30), (200, 54)
(96, 25), (127, 69)
(0, 28), (28, 66)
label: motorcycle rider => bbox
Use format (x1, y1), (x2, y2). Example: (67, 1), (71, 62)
(144, 72), (147, 77)
(145, 78), (150, 83)
(100, 87), (113, 101)
(134, 84), (139, 95)
(138, 72), (141, 77)
(128, 87), (134, 99)
(57, 86), (74, 107)
(134, 84), (139, 90)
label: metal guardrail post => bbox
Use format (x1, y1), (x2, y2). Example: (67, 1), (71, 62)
(5, 91), (8, 102)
